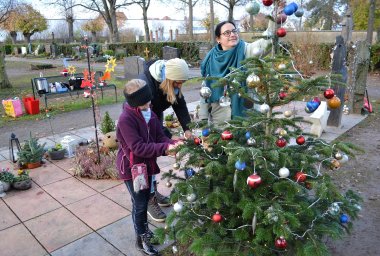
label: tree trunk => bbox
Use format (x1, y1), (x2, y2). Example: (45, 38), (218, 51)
(23, 33), (31, 44)
(143, 6), (150, 42)
(209, 0), (215, 44)
(366, 0), (376, 44)
(228, 3), (234, 22)
(91, 31), (97, 41)
(67, 16), (74, 43)
(10, 31), (17, 44)
(188, 0), (193, 40)
(110, 8), (119, 43)
(0, 49), (12, 89)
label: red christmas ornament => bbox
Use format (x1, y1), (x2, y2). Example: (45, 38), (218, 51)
(276, 27), (287, 37)
(221, 130), (233, 140)
(279, 92), (287, 100)
(305, 182), (312, 190)
(276, 138), (287, 148)
(247, 174), (262, 189)
(324, 88), (335, 99)
(212, 212), (223, 223)
(295, 171), (307, 182)
(296, 135), (305, 145)
(194, 137), (202, 145)
(262, 0), (273, 6)
(275, 236), (287, 249)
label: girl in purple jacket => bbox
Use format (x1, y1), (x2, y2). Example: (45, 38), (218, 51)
(116, 79), (182, 255)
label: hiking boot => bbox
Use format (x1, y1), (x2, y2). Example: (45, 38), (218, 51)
(145, 223), (159, 245)
(135, 233), (159, 255)
(147, 196), (166, 222)
(155, 191), (170, 207)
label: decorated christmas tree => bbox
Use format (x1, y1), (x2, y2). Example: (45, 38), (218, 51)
(157, 1), (362, 255)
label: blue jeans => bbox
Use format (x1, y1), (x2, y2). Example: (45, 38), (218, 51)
(125, 176), (152, 236)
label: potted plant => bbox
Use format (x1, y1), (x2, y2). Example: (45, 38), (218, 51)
(0, 168), (15, 192)
(17, 132), (46, 169)
(12, 169), (32, 190)
(48, 143), (66, 160)
(100, 111), (118, 149)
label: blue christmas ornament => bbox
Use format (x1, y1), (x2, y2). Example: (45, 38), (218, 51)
(284, 4), (296, 15)
(340, 214), (349, 223)
(202, 128), (210, 137)
(306, 101), (319, 113)
(290, 2), (298, 12)
(245, 131), (251, 139)
(235, 160), (246, 171)
(185, 168), (196, 179)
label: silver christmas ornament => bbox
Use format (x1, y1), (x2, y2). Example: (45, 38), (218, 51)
(172, 245), (179, 254)
(294, 8), (304, 17)
(260, 103), (270, 114)
(173, 162), (180, 170)
(247, 137), (256, 146)
(245, 1), (260, 15)
(328, 202), (340, 215)
(200, 86), (212, 99)
(219, 95), (231, 107)
(338, 154), (349, 164)
(334, 152), (343, 160)
(186, 193), (197, 202)
(343, 104), (349, 115)
(309, 60), (313, 64)
(165, 181), (172, 187)
(279, 167), (290, 178)
(173, 201), (184, 213)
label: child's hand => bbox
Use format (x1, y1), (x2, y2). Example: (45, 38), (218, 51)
(166, 141), (183, 156)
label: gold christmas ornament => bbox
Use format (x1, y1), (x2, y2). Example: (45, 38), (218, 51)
(278, 63), (286, 70)
(330, 159), (341, 170)
(246, 74), (261, 88)
(327, 96), (341, 109)
(173, 162), (180, 170)
(284, 110), (293, 118)
(279, 129), (287, 136)
(334, 152), (343, 160)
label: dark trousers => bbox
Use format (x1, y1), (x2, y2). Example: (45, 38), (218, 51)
(125, 177), (152, 236)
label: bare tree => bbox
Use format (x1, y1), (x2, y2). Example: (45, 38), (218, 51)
(75, 0), (134, 43)
(209, 0), (215, 43)
(132, 0), (151, 41)
(0, 0), (14, 89)
(43, 0), (76, 43)
(214, 0), (248, 22)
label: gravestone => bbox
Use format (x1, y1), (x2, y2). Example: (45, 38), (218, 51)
(346, 41), (371, 114)
(72, 46), (80, 57)
(162, 46), (180, 60)
(51, 44), (57, 58)
(13, 47), (18, 55)
(34, 45), (41, 55)
(28, 43), (32, 54)
(102, 42), (109, 53)
(327, 36), (346, 127)
(199, 44), (212, 61)
(21, 47), (27, 55)
(115, 48), (126, 56)
(123, 56), (145, 79)
(45, 44), (51, 55)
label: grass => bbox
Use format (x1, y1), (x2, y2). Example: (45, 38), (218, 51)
(1, 59), (126, 127)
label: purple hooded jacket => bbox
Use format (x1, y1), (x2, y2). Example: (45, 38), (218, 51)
(116, 104), (174, 180)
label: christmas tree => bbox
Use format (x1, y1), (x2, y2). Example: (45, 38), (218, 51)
(157, 1), (362, 255)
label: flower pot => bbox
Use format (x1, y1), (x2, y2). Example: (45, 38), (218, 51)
(1, 181), (11, 192)
(26, 162), (41, 169)
(12, 179), (32, 190)
(48, 149), (65, 160)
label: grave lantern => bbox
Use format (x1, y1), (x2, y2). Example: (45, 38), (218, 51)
(9, 133), (21, 163)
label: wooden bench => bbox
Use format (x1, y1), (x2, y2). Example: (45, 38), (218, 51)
(307, 101), (330, 137)
(31, 71), (117, 109)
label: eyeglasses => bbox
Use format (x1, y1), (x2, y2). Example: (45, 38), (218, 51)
(221, 29), (239, 37)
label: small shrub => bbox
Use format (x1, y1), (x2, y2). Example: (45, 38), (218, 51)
(0, 168), (15, 183)
(104, 49), (114, 56)
(30, 64), (55, 70)
(100, 111), (116, 134)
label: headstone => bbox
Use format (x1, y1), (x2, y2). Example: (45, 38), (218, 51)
(162, 46), (180, 60)
(327, 36), (346, 127)
(102, 42), (109, 53)
(308, 101), (330, 137)
(21, 47), (27, 55)
(13, 47), (18, 55)
(51, 44), (57, 58)
(123, 56), (145, 79)
(45, 44), (51, 55)
(115, 48), (126, 56)
(34, 45), (41, 55)
(346, 41), (371, 114)
(199, 44), (212, 61)
(72, 46), (80, 57)
(28, 43), (32, 54)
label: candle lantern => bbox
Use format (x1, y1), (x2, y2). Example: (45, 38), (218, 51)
(9, 133), (21, 163)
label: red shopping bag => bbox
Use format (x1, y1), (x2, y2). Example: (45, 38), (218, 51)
(22, 97), (40, 115)
(2, 98), (23, 117)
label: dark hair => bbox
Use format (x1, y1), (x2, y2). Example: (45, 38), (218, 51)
(215, 21), (236, 38)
